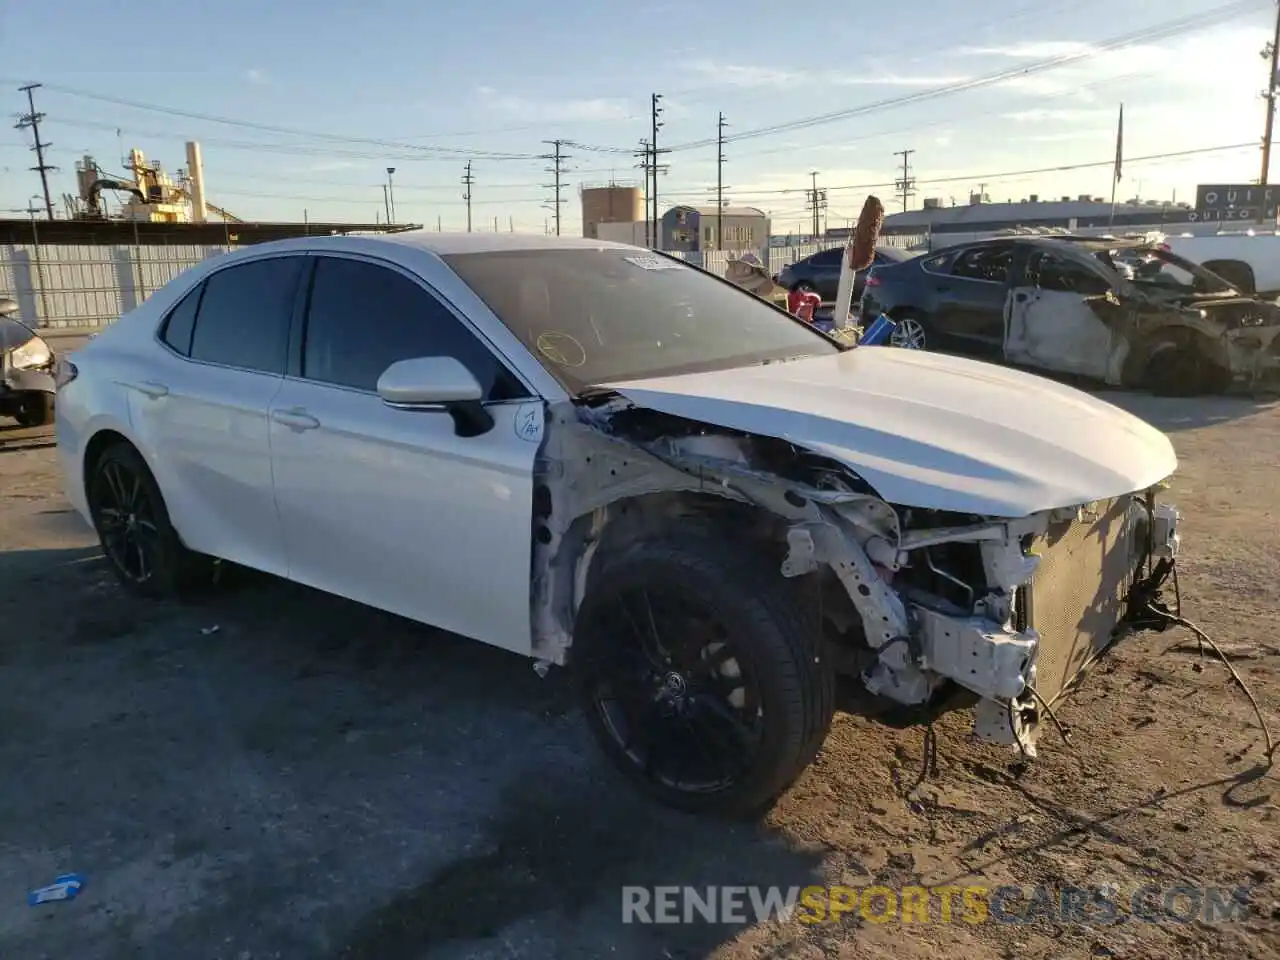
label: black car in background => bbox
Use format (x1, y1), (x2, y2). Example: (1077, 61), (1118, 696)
(775, 245), (910, 301)
(858, 235), (1277, 394)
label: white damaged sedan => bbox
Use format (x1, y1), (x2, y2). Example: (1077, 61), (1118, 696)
(55, 233), (1182, 815)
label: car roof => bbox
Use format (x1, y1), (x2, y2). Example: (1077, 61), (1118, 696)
(929, 235), (1148, 256)
(313, 230), (640, 256)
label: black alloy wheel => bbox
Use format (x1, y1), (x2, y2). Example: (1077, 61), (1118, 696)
(90, 450), (161, 587)
(588, 585), (766, 796)
(87, 443), (212, 596)
(574, 539), (835, 817)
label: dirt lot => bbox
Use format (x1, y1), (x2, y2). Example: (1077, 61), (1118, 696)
(0, 393), (1277, 960)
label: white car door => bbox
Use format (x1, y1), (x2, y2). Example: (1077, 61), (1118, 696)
(1004, 250), (1114, 381)
(268, 254), (542, 655)
(129, 254), (303, 576)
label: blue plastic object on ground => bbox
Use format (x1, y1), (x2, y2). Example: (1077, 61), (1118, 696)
(28, 874), (85, 905)
(857, 313), (897, 346)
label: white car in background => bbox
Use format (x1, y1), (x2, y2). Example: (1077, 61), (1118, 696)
(55, 233), (1181, 816)
(1155, 231), (1280, 300)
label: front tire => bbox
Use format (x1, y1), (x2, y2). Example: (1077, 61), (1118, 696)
(13, 392), (53, 427)
(573, 538), (835, 817)
(87, 442), (213, 597)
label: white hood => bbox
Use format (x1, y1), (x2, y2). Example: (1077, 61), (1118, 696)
(609, 348), (1177, 517)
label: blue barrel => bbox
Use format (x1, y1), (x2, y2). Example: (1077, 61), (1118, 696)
(857, 313), (897, 346)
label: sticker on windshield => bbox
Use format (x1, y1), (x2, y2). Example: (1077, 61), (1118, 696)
(513, 403), (544, 443)
(535, 331), (587, 367)
(623, 254), (682, 271)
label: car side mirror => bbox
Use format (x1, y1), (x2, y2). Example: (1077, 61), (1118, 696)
(376, 356), (494, 437)
(0, 297), (18, 317)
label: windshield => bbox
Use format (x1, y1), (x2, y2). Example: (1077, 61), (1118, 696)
(441, 248), (842, 394)
(1100, 246), (1236, 296)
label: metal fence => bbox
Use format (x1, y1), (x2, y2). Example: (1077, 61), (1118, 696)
(0, 243), (232, 329)
(0, 234), (932, 331)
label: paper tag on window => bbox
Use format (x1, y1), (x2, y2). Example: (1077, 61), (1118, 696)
(623, 254), (681, 271)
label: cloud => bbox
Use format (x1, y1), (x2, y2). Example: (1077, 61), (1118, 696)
(687, 59), (798, 88)
(475, 87), (634, 123)
(685, 59), (967, 89)
(830, 73), (969, 87)
(1003, 107), (1114, 124)
(958, 41), (1095, 59)
(245, 68), (267, 84)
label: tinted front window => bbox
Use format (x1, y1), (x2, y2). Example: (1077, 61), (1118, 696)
(302, 256), (525, 399)
(1027, 252), (1110, 296)
(810, 248), (842, 267)
(160, 284), (203, 356)
(189, 257), (303, 374)
(442, 248), (840, 394)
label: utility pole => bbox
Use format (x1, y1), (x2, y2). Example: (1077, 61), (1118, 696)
(462, 161), (474, 233)
(1260, 0), (1280, 217)
(386, 167), (397, 223)
(635, 139), (652, 246)
(542, 139), (569, 236)
(806, 171), (827, 241)
(894, 149), (916, 213)
(716, 112), (728, 250)
(16, 84), (56, 220)
(650, 93), (667, 249)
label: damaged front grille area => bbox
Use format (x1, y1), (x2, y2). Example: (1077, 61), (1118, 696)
(1025, 496), (1145, 705)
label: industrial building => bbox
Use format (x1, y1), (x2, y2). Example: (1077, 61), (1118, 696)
(825, 194), (1197, 243)
(3, 139), (415, 245)
(580, 183), (644, 240)
(661, 205), (769, 254)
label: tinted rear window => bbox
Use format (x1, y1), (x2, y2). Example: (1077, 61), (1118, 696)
(189, 257), (303, 375)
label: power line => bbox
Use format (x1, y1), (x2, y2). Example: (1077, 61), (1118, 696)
(542, 139), (569, 236)
(462, 161), (474, 232)
(15, 83), (56, 219)
(9, 80), (540, 161)
(662, 1), (1260, 152)
(894, 149), (916, 212)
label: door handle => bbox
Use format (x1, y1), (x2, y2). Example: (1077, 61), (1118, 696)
(271, 407), (320, 431)
(129, 380), (169, 399)
(1014, 292), (1029, 303)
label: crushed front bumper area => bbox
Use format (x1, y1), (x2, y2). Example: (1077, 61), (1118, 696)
(785, 491), (1181, 756)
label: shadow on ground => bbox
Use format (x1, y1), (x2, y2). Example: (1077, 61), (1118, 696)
(0, 548), (828, 960)
(1096, 391), (1279, 433)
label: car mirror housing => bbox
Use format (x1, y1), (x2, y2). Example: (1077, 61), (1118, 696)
(376, 356), (493, 437)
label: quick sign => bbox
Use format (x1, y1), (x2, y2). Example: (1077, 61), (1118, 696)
(1193, 184), (1280, 223)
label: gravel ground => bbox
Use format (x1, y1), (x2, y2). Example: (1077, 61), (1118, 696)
(0, 392), (1276, 960)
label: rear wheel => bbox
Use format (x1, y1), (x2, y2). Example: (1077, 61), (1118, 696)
(87, 442), (213, 597)
(13, 392), (53, 427)
(890, 314), (928, 350)
(573, 538), (834, 817)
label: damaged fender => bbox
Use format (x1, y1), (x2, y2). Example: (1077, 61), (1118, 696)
(530, 395), (1179, 757)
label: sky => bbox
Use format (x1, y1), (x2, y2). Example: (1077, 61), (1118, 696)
(0, 0), (1276, 234)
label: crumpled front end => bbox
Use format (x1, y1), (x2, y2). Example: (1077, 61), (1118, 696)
(532, 397), (1182, 757)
